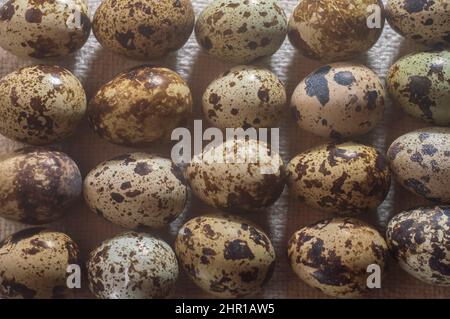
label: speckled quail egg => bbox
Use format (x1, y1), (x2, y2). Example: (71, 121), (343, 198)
(203, 65), (286, 129)
(387, 50), (450, 125)
(0, 65), (87, 145)
(0, 148), (82, 224)
(175, 214), (276, 298)
(87, 232), (179, 299)
(93, 0), (194, 60)
(288, 0), (385, 61)
(291, 63), (385, 139)
(387, 127), (450, 203)
(387, 206), (450, 286)
(287, 142), (391, 215)
(84, 153), (188, 229)
(0, 228), (80, 299)
(386, 0), (450, 47)
(195, 0), (287, 63)
(186, 138), (285, 212)
(88, 66), (192, 146)
(0, 0), (91, 58)
(288, 217), (388, 298)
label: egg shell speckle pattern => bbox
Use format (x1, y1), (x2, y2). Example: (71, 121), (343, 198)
(0, 64), (87, 145)
(88, 66), (192, 147)
(387, 50), (450, 125)
(288, 217), (388, 298)
(93, 0), (194, 60)
(287, 142), (391, 215)
(84, 153), (188, 230)
(0, 228), (80, 299)
(386, 206), (450, 286)
(291, 63), (385, 139)
(0, 148), (82, 224)
(288, 0), (385, 61)
(195, 0), (287, 63)
(186, 139), (285, 212)
(86, 232), (179, 299)
(203, 65), (286, 129)
(387, 127), (450, 203)
(0, 0), (91, 58)
(175, 214), (276, 298)
(386, 0), (450, 47)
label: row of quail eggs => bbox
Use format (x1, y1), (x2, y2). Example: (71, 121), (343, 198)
(0, 0), (449, 299)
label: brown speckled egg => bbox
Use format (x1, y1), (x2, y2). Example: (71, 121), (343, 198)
(288, 217), (388, 298)
(291, 63), (385, 139)
(386, 0), (450, 47)
(84, 153), (188, 229)
(175, 214), (276, 298)
(93, 0), (194, 60)
(195, 0), (287, 63)
(0, 228), (80, 299)
(203, 65), (286, 129)
(387, 127), (450, 203)
(0, 65), (87, 145)
(288, 0), (385, 61)
(386, 206), (450, 286)
(0, 0), (91, 58)
(186, 138), (285, 212)
(88, 66), (192, 146)
(287, 142), (391, 215)
(0, 148), (82, 224)
(87, 232), (179, 299)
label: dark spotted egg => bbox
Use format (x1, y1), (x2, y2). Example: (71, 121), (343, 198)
(0, 0), (91, 58)
(84, 153), (188, 230)
(386, 206), (450, 286)
(0, 65), (87, 145)
(287, 142), (391, 215)
(387, 127), (450, 203)
(288, 0), (385, 61)
(93, 0), (194, 60)
(87, 232), (179, 299)
(175, 214), (276, 298)
(387, 51), (450, 125)
(195, 0), (287, 63)
(88, 66), (192, 146)
(288, 217), (388, 298)
(291, 63), (385, 139)
(203, 65), (287, 129)
(386, 0), (450, 48)
(0, 228), (80, 299)
(0, 148), (82, 224)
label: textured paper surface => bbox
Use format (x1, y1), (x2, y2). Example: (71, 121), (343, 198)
(1, 0), (450, 299)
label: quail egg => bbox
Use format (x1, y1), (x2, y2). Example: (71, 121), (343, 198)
(195, 0), (287, 63)
(84, 153), (188, 229)
(86, 232), (179, 299)
(0, 65), (87, 145)
(93, 0), (194, 60)
(386, 0), (450, 47)
(288, 217), (388, 298)
(186, 138), (285, 212)
(287, 142), (391, 215)
(291, 63), (385, 139)
(88, 66), (192, 146)
(0, 0), (91, 58)
(0, 228), (80, 299)
(288, 0), (385, 61)
(387, 127), (450, 203)
(0, 148), (82, 224)
(175, 214), (276, 298)
(203, 65), (286, 129)
(386, 206), (450, 286)
(387, 50), (450, 125)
